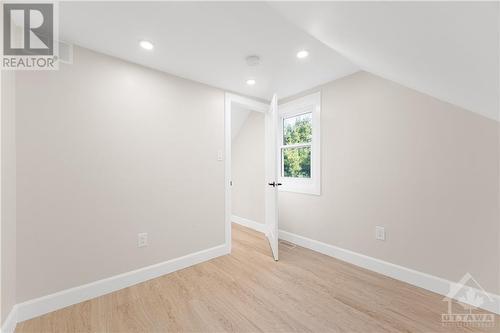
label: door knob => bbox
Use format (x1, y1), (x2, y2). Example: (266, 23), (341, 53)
(268, 182), (282, 187)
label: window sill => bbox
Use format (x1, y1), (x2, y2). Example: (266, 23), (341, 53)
(278, 183), (321, 196)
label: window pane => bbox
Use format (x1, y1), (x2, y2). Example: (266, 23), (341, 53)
(282, 146), (311, 178)
(283, 113), (312, 145)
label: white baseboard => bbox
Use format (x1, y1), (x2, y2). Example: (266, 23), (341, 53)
(14, 244), (228, 324)
(1, 305), (18, 333)
(232, 215), (268, 234)
(279, 230), (500, 315)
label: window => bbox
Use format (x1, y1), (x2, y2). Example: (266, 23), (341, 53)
(278, 92), (320, 195)
(282, 113), (312, 178)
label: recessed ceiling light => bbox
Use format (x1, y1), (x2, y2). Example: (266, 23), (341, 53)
(246, 79), (256, 86)
(296, 50), (309, 59)
(139, 40), (154, 50)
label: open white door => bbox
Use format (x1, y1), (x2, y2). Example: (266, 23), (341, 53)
(265, 94), (279, 261)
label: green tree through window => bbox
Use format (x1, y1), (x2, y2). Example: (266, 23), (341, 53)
(282, 113), (312, 178)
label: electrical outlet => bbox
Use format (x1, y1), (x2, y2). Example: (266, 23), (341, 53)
(217, 150), (223, 161)
(138, 233), (148, 247)
(375, 226), (385, 241)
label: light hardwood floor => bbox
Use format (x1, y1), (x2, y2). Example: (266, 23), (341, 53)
(16, 224), (499, 332)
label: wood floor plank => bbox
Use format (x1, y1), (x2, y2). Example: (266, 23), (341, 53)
(15, 224), (500, 332)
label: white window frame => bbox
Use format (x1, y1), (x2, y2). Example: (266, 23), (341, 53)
(278, 92), (321, 195)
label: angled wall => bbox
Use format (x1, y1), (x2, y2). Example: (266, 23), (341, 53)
(231, 111), (265, 224)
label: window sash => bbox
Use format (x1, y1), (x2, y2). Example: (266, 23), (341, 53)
(280, 144), (312, 178)
(282, 111), (313, 146)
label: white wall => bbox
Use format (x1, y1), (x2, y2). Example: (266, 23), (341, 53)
(15, 47), (226, 302)
(231, 105), (250, 140)
(1, 70), (17, 324)
(279, 71), (500, 294)
(231, 111), (265, 224)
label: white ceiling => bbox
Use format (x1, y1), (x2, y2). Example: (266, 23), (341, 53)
(59, 2), (499, 121)
(59, 2), (358, 101)
(270, 1), (499, 120)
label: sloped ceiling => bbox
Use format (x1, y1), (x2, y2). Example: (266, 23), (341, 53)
(270, 1), (499, 121)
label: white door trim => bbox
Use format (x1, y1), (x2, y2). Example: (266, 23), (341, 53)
(224, 93), (268, 252)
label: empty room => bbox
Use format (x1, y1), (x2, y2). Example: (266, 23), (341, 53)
(1, 1), (500, 332)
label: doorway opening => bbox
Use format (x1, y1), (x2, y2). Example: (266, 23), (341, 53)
(224, 93), (279, 260)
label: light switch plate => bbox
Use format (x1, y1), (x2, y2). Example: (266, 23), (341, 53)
(138, 233), (148, 247)
(375, 226), (385, 241)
